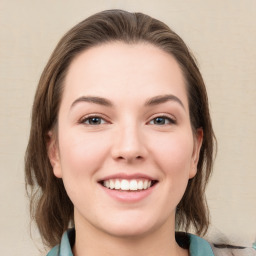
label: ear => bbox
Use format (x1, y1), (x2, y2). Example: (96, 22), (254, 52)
(47, 131), (62, 178)
(189, 128), (203, 179)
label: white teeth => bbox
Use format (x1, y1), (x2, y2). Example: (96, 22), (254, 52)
(102, 179), (154, 191)
(104, 180), (110, 188)
(109, 179), (115, 189)
(143, 180), (148, 189)
(129, 179), (138, 190)
(115, 180), (121, 189)
(120, 180), (129, 190)
(137, 180), (143, 190)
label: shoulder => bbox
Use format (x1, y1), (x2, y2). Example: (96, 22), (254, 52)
(188, 234), (215, 256)
(46, 229), (256, 256)
(210, 244), (256, 256)
(187, 233), (256, 256)
(176, 232), (215, 255)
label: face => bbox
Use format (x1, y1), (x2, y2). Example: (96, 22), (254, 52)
(49, 42), (202, 238)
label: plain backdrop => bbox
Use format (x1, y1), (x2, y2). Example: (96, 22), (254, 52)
(0, 0), (255, 255)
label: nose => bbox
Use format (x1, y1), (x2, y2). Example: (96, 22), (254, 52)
(111, 124), (148, 163)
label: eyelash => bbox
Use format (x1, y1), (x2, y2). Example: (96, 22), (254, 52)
(148, 115), (176, 125)
(79, 114), (109, 125)
(79, 114), (176, 126)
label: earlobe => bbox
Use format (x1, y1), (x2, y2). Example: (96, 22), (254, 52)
(47, 131), (62, 178)
(189, 128), (203, 179)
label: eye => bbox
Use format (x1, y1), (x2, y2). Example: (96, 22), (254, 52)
(149, 116), (176, 125)
(80, 116), (107, 125)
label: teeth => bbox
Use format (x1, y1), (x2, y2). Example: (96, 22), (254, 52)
(105, 180), (110, 188)
(143, 180), (151, 189)
(143, 180), (148, 189)
(137, 180), (143, 190)
(103, 179), (153, 191)
(120, 180), (129, 190)
(129, 179), (137, 190)
(109, 180), (115, 189)
(115, 180), (121, 189)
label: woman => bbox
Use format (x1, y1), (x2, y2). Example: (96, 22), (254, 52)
(25, 9), (255, 256)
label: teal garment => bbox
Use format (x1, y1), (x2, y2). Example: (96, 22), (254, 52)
(189, 234), (214, 256)
(47, 229), (214, 256)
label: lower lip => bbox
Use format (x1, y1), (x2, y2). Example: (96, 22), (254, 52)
(99, 184), (156, 203)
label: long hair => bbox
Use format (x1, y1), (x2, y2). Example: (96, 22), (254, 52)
(25, 9), (216, 247)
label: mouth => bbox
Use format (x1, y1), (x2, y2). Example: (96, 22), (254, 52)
(98, 179), (158, 191)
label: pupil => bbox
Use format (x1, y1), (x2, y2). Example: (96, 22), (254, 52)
(90, 117), (101, 125)
(155, 117), (165, 124)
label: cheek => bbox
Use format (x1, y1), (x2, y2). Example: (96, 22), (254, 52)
(58, 128), (111, 178)
(57, 129), (112, 209)
(153, 133), (194, 173)
(158, 133), (194, 204)
(148, 130), (194, 202)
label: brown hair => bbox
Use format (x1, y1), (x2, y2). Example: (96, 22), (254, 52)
(25, 9), (216, 248)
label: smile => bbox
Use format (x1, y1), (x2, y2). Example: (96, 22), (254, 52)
(99, 179), (158, 191)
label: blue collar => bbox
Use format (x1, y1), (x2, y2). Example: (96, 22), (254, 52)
(188, 233), (214, 256)
(47, 229), (214, 256)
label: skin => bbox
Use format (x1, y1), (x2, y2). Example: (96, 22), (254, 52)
(48, 42), (203, 256)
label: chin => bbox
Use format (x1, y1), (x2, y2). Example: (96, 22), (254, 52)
(97, 212), (165, 239)
(102, 223), (153, 239)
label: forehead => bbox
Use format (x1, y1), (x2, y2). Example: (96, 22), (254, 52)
(62, 42), (188, 109)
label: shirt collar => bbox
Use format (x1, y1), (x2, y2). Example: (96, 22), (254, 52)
(189, 233), (215, 256)
(47, 229), (214, 256)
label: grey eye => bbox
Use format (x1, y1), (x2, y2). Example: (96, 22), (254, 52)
(154, 117), (167, 125)
(83, 116), (106, 125)
(149, 116), (175, 125)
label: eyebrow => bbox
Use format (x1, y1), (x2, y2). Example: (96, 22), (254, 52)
(144, 94), (185, 109)
(71, 96), (113, 109)
(70, 94), (185, 110)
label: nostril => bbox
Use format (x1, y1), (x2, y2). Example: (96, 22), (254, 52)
(115, 154), (144, 162)
(116, 156), (126, 161)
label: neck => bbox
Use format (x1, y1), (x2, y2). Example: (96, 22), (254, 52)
(72, 212), (188, 256)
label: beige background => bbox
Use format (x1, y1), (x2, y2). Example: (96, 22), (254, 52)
(0, 0), (255, 255)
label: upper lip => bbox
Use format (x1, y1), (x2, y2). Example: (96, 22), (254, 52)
(98, 172), (157, 182)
